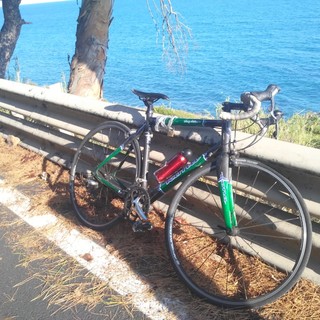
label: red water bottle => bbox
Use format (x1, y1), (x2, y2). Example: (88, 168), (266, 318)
(154, 149), (192, 183)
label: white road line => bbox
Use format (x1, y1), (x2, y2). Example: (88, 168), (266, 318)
(0, 181), (187, 320)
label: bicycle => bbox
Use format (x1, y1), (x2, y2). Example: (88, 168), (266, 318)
(69, 84), (312, 308)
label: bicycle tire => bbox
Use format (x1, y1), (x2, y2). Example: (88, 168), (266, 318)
(165, 158), (312, 308)
(70, 121), (141, 230)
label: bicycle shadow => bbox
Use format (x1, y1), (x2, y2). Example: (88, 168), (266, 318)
(41, 157), (266, 320)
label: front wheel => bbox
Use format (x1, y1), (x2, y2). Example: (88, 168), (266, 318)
(165, 159), (312, 308)
(70, 121), (141, 230)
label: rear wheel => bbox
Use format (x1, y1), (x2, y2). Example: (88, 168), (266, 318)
(165, 159), (312, 308)
(70, 121), (141, 230)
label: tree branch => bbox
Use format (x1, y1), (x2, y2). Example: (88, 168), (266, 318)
(147, 0), (192, 72)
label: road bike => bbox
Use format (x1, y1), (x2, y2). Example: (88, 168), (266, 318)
(69, 85), (312, 308)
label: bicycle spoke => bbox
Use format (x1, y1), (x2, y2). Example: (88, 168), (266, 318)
(70, 121), (141, 230)
(166, 159), (312, 308)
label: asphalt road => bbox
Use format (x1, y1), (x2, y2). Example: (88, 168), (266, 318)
(0, 203), (149, 320)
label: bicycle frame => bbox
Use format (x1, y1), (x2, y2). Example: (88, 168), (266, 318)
(93, 115), (238, 232)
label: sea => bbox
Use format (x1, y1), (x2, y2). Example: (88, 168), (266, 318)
(1, 0), (319, 117)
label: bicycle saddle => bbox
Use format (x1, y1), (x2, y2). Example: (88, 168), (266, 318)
(132, 89), (169, 104)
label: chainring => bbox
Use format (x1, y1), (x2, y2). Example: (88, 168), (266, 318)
(124, 186), (150, 221)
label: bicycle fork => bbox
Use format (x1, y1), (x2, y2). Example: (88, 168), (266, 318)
(217, 121), (238, 233)
(217, 167), (237, 232)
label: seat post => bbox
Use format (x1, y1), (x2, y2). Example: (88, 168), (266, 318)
(145, 100), (154, 123)
(140, 100), (153, 189)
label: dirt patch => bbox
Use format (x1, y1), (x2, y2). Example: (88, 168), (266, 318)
(0, 136), (319, 320)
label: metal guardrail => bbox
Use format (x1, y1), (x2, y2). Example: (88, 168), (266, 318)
(0, 79), (319, 284)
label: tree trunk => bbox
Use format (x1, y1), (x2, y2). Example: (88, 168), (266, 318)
(68, 0), (113, 99)
(0, 0), (25, 79)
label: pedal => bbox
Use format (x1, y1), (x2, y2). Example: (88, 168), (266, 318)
(132, 220), (153, 232)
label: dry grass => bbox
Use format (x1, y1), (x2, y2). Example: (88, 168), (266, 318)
(1, 215), (131, 317)
(0, 136), (319, 320)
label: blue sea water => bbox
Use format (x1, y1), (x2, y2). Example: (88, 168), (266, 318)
(1, 0), (320, 117)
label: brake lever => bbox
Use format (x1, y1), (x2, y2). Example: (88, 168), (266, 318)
(252, 108), (283, 138)
(271, 109), (283, 139)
